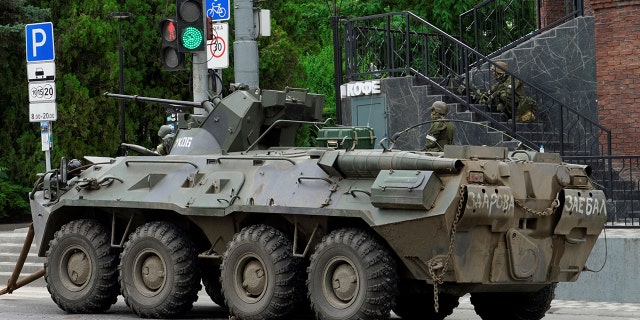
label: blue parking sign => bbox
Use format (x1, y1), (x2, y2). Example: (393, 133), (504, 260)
(26, 22), (55, 62)
(206, 0), (231, 21)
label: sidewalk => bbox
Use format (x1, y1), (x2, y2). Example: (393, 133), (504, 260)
(0, 223), (31, 232)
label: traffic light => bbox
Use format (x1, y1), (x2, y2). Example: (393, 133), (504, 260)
(176, 0), (206, 52)
(159, 18), (185, 71)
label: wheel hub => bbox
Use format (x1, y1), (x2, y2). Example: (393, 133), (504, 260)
(331, 263), (358, 301)
(66, 250), (90, 286)
(132, 249), (167, 296)
(141, 255), (165, 290)
(322, 256), (360, 309)
(242, 259), (266, 296)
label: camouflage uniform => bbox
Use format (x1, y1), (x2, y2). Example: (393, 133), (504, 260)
(486, 61), (536, 122)
(156, 125), (176, 155)
(423, 101), (455, 152)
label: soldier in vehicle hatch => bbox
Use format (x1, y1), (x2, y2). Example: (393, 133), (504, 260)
(156, 125), (176, 155)
(423, 101), (455, 152)
(481, 61), (537, 122)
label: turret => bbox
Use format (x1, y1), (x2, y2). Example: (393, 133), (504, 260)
(106, 87), (324, 156)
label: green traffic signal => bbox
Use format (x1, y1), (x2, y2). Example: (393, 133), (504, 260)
(181, 26), (204, 50)
(176, 0), (205, 52)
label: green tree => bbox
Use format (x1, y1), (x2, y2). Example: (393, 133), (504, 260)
(0, 0), (482, 196)
(0, 167), (31, 220)
(0, 0), (51, 218)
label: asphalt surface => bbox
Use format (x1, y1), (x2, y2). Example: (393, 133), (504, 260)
(2, 223), (639, 319)
(1, 286), (639, 320)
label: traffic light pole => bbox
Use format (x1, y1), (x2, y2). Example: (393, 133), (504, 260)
(192, 51), (208, 113)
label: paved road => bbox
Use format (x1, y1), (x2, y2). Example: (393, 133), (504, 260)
(1, 287), (639, 320)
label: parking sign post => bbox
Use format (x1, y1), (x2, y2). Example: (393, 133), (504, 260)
(25, 22), (56, 171)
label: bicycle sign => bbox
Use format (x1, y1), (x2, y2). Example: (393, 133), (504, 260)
(206, 0), (230, 21)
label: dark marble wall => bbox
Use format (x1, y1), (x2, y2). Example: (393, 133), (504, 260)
(497, 16), (597, 121)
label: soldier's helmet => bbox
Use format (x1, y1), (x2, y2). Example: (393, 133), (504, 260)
(491, 61), (508, 75)
(432, 101), (448, 115)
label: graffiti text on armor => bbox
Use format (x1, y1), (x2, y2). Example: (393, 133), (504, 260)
(466, 191), (514, 213)
(564, 195), (606, 216)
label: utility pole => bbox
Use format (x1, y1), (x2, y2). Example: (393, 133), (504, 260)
(329, 1), (343, 124)
(233, 0), (259, 90)
(192, 51), (209, 112)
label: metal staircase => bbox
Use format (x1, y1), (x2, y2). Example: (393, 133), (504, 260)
(338, 5), (639, 226)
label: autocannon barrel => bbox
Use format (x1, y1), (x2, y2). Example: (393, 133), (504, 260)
(335, 150), (463, 178)
(104, 92), (203, 107)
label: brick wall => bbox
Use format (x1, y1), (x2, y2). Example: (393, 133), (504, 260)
(539, 0), (596, 27)
(539, 0), (570, 27)
(588, 0), (640, 154)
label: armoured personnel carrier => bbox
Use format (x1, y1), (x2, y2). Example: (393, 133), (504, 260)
(28, 87), (607, 320)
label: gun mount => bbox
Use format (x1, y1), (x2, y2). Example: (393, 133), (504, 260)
(106, 87), (324, 155)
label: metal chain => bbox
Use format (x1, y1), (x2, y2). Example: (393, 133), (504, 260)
(427, 184), (466, 313)
(426, 188), (560, 312)
(515, 192), (561, 217)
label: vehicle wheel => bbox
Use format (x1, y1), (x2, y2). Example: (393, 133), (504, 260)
(393, 280), (459, 320)
(201, 260), (226, 307)
(307, 228), (397, 320)
(221, 224), (302, 320)
(119, 221), (201, 318)
(470, 283), (557, 320)
(45, 219), (119, 313)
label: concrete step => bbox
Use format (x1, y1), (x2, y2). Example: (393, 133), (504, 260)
(0, 242), (38, 254)
(0, 271), (47, 288)
(0, 261), (44, 273)
(0, 227), (47, 288)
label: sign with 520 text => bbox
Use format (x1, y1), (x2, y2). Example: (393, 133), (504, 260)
(29, 81), (56, 103)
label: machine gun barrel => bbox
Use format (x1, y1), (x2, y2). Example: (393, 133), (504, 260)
(104, 92), (203, 108)
(335, 151), (463, 178)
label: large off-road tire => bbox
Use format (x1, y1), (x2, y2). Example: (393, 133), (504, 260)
(119, 222), (201, 318)
(307, 228), (397, 320)
(220, 224), (302, 320)
(470, 283), (557, 320)
(393, 280), (459, 320)
(45, 219), (119, 313)
(201, 260), (226, 307)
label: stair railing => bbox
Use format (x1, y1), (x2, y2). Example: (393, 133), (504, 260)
(341, 11), (636, 226)
(343, 11), (610, 157)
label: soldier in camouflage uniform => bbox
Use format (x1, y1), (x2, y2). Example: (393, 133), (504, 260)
(423, 101), (455, 152)
(482, 61), (536, 122)
(156, 125), (176, 155)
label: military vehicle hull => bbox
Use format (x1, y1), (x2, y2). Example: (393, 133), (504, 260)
(28, 89), (606, 320)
